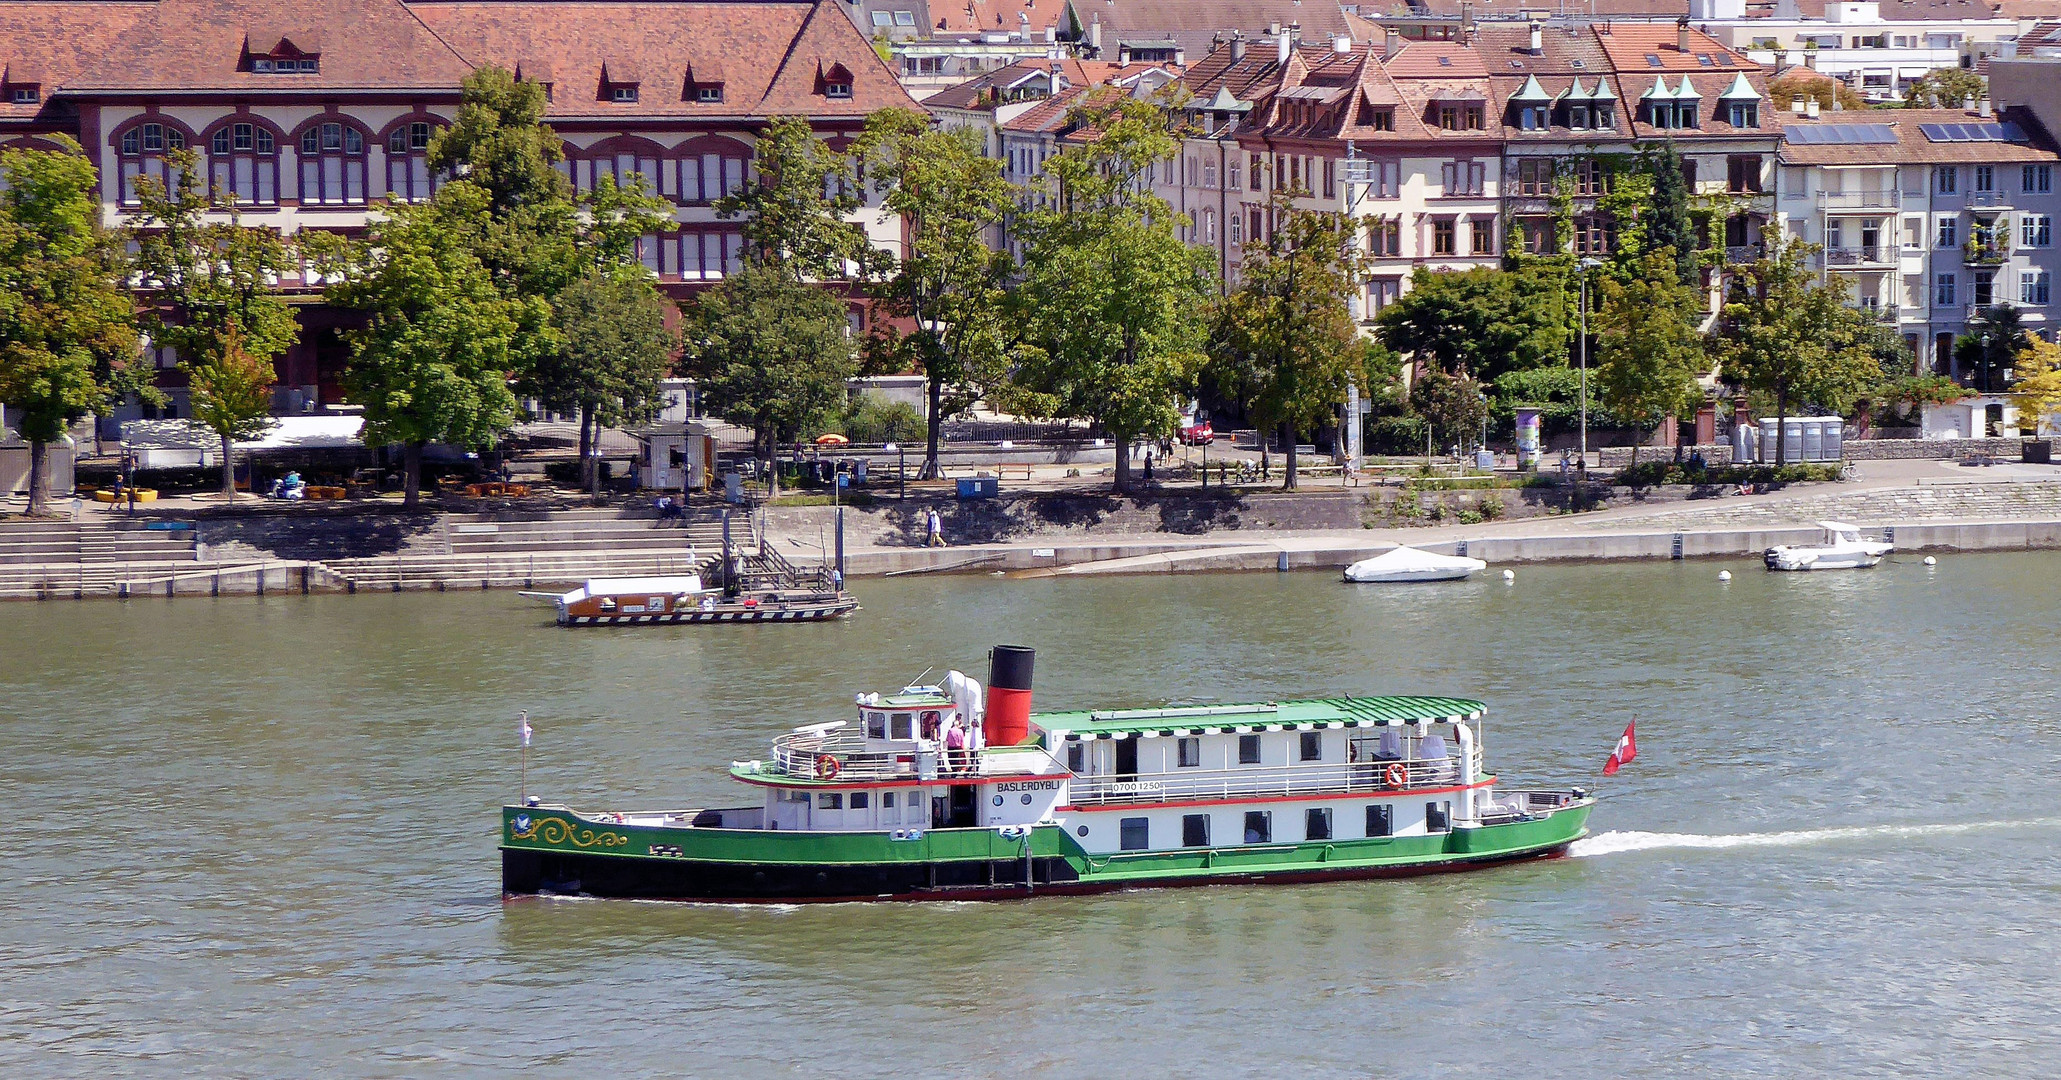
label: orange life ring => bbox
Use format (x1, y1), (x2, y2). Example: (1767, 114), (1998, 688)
(1385, 763), (1409, 788)
(815, 754), (841, 780)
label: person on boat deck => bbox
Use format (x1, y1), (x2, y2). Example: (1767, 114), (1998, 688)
(944, 721), (968, 774)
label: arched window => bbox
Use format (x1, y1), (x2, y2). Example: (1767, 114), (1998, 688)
(674, 136), (751, 206)
(204, 120), (279, 206)
(297, 119), (368, 205)
(559, 137), (665, 199)
(115, 120), (191, 206)
(382, 117), (445, 203)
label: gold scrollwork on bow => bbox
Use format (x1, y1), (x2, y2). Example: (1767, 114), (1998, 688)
(509, 816), (630, 849)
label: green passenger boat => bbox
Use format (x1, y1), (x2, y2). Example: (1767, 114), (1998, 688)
(501, 646), (1594, 902)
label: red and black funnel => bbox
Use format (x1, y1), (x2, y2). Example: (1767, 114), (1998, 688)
(986, 645), (1035, 747)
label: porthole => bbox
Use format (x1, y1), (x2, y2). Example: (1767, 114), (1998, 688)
(992, 795), (1004, 806)
(1020, 794), (1033, 804)
(1076, 825), (1090, 837)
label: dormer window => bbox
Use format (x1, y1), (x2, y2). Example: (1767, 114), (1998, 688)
(826, 81), (853, 99)
(1729, 102), (1758, 128)
(819, 61), (856, 100)
(1519, 106), (1548, 130)
(246, 35), (319, 75)
(686, 62), (726, 104)
(611, 85), (639, 102)
(697, 86), (723, 103)
(9, 86), (38, 105)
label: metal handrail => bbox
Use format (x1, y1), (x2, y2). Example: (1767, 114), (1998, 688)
(1067, 750), (1484, 806)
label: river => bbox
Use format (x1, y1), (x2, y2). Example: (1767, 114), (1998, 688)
(6, 554), (2060, 1077)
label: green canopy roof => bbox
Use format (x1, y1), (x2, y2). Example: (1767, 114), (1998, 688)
(1510, 75), (1553, 103)
(1035, 696), (1487, 740)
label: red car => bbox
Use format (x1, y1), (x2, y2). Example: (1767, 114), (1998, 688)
(1177, 421), (1214, 446)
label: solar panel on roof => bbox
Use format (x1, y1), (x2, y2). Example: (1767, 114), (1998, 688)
(1921, 122), (2018, 142)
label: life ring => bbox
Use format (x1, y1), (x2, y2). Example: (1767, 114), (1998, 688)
(815, 754), (841, 780)
(1385, 763), (1409, 788)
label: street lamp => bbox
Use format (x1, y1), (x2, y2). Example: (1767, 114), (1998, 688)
(1576, 256), (1602, 473)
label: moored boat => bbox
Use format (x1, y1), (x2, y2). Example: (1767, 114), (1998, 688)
(501, 646), (1593, 902)
(528, 574), (858, 625)
(1764, 520), (1893, 572)
(1343, 545), (1488, 583)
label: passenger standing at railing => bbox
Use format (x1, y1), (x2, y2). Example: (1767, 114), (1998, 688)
(944, 722), (968, 775)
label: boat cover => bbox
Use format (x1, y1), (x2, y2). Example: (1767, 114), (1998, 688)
(1343, 546), (1487, 582)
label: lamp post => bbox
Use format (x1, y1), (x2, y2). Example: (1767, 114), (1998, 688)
(1577, 256), (1602, 473)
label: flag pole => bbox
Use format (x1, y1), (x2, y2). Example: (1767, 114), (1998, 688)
(519, 709), (529, 802)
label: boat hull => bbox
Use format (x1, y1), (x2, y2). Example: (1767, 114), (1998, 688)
(500, 802), (1591, 903)
(1763, 548), (1888, 571)
(560, 595), (858, 625)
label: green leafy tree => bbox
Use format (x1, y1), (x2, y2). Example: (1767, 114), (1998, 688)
(1410, 369), (1489, 453)
(0, 138), (143, 516)
(1010, 98), (1216, 492)
(679, 263), (857, 497)
(126, 148), (299, 496)
(854, 108), (1014, 479)
(1641, 144), (1699, 287)
(1902, 68), (1985, 109)
(1207, 190), (1368, 489)
(1714, 228), (1881, 464)
(1767, 71), (1869, 112)
(1594, 248), (1707, 466)
(2009, 335), (2061, 434)
(1376, 265), (1568, 384)
(1952, 304), (2031, 394)
(524, 266), (680, 496)
(317, 191), (522, 507)
(718, 116), (872, 284)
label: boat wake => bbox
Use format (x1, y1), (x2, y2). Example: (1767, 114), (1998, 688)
(1569, 816), (2061, 858)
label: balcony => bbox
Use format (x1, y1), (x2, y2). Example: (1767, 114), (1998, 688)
(1825, 246), (1892, 268)
(1967, 190), (2012, 208)
(1818, 191), (1899, 210)
(1963, 239), (2010, 265)
(1724, 244), (1765, 265)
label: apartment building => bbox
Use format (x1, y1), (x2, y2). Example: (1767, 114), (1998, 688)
(1774, 105), (2061, 381)
(1690, 0), (2019, 102)
(0, 0), (916, 416)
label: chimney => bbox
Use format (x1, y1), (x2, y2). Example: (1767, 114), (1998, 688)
(1278, 30), (1292, 64)
(1805, 98), (1820, 118)
(1334, 35), (1351, 53)
(1232, 32), (1247, 62)
(1791, 97), (1806, 115)
(1978, 98), (1994, 117)
(1088, 19), (1102, 54)
(1803, 48), (1816, 70)
(1385, 27), (1401, 59)
(1528, 20), (1543, 54)
(1677, 17), (1691, 54)
(985, 646), (1036, 748)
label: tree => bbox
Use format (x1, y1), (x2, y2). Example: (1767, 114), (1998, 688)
(0, 138), (142, 516)
(1714, 228), (1881, 464)
(1902, 68), (1985, 109)
(1410, 369), (1489, 453)
(317, 191), (522, 507)
(1593, 249), (1707, 466)
(854, 108), (1014, 480)
(1207, 190), (1368, 489)
(126, 148), (299, 497)
(679, 263), (856, 497)
(1953, 305), (2031, 394)
(1010, 98), (1216, 492)
(1641, 144), (1699, 287)
(1376, 265), (1567, 384)
(717, 115), (872, 284)
(2009, 335), (2061, 434)
(524, 267), (679, 496)
(1767, 71), (1869, 113)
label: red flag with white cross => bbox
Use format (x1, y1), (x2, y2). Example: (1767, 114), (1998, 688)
(1602, 720), (1636, 776)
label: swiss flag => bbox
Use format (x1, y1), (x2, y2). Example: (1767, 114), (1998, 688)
(1602, 720), (1637, 776)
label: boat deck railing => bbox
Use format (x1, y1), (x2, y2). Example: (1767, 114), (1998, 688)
(768, 731), (1041, 782)
(1067, 750), (1485, 806)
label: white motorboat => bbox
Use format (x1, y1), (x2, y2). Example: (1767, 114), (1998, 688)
(1342, 545), (1488, 583)
(1764, 521), (1893, 571)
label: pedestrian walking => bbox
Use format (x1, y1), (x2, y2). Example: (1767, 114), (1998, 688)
(926, 507), (945, 547)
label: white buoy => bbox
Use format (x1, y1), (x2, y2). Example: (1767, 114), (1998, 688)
(1718, 570), (1732, 582)
(1923, 555), (1937, 566)
(1501, 569), (1515, 582)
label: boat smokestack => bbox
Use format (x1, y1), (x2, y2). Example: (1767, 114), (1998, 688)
(986, 645), (1035, 746)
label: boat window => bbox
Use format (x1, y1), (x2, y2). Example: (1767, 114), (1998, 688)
(1238, 735), (1262, 765)
(1243, 810), (1271, 843)
(865, 711), (887, 739)
(1366, 804), (1392, 837)
(1182, 813), (1210, 847)
(1305, 807), (1332, 841)
(1119, 817), (1150, 851)
(1299, 732), (1323, 762)
(920, 710), (941, 739)
(850, 792), (869, 809)
(882, 791), (896, 808)
(891, 712), (916, 739)
(1426, 801), (1450, 833)
(817, 793), (843, 809)
(1066, 742), (1086, 773)
(1176, 737), (1201, 767)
